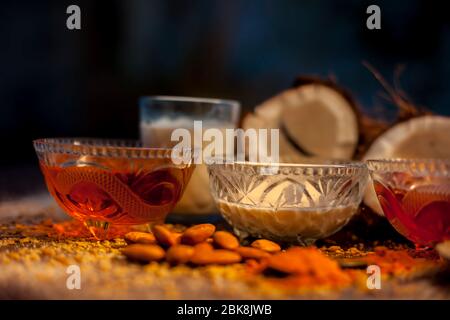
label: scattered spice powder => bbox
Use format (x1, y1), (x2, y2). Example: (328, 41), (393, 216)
(262, 247), (353, 289)
(363, 246), (441, 277)
(0, 217), (446, 297)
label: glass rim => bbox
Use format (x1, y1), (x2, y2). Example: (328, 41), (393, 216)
(205, 156), (367, 169)
(366, 158), (450, 165)
(366, 158), (450, 176)
(139, 95), (240, 107)
(33, 138), (196, 160)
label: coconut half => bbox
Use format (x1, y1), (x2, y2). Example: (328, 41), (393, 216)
(363, 115), (450, 215)
(242, 78), (359, 161)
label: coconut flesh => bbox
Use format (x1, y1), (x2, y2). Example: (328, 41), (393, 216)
(242, 79), (359, 162)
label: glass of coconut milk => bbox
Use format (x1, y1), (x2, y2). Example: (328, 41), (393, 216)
(139, 96), (241, 216)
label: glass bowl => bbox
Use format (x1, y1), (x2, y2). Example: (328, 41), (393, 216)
(140, 96), (241, 216)
(367, 159), (450, 246)
(33, 138), (195, 238)
(206, 159), (369, 244)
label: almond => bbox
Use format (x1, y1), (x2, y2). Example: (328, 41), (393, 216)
(251, 239), (281, 253)
(124, 231), (156, 245)
(213, 231), (239, 250)
(122, 244), (165, 262)
(235, 246), (270, 260)
(152, 225), (181, 247)
(166, 245), (195, 264)
(193, 242), (214, 253)
(181, 224), (216, 245)
(190, 249), (241, 265)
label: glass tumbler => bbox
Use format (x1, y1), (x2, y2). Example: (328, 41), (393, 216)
(140, 96), (241, 215)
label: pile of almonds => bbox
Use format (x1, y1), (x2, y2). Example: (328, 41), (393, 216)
(122, 223), (358, 287)
(122, 223), (281, 266)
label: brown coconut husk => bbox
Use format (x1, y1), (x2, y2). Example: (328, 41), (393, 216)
(355, 62), (431, 157)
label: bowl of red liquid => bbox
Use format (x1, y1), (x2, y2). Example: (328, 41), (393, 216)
(367, 159), (450, 247)
(34, 138), (195, 238)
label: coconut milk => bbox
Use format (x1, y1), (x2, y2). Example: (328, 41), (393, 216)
(141, 117), (236, 214)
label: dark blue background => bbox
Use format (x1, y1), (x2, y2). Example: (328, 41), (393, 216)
(1, 0), (449, 169)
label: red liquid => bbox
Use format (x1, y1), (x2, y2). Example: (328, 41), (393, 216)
(40, 163), (194, 226)
(374, 181), (450, 246)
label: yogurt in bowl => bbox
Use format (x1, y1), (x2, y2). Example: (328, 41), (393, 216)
(206, 159), (369, 245)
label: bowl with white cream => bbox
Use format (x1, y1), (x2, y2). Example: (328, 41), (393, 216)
(206, 159), (369, 244)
